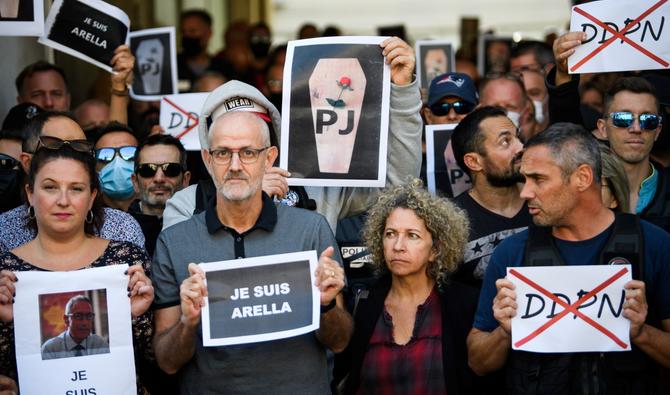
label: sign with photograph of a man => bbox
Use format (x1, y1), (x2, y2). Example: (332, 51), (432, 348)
(39, 0), (130, 72)
(13, 265), (136, 394)
(281, 36), (390, 187)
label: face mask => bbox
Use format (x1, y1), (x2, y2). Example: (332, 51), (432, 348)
(506, 110), (521, 128)
(99, 156), (135, 200)
(533, 99), (546, 124)
(250, 41), (271, 58)
(181, 36), (203, 57)
(0, 168), (23, 212)
(269, 93), (282, 112)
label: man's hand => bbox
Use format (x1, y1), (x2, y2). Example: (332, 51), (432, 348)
(381, 37), (415, 86)
(179, 263), (207, 328)
(126, 265), (154, 319)
(314, 247), (345, 306)
(552, 32), (586, 86)
(111, 44), (135, 91)
(624, 279), (648, 340)
(0, 374), (18, 395)
(263, 167), (290, 200)
(493, 278), (517, 335)
(0, 270), (17, 322)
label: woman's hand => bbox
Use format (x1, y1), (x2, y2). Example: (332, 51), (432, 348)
(126, 265), (153, 319)
(0, 270), (17, 322)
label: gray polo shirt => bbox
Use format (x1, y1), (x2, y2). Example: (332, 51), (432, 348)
(153, 194), (341, 395)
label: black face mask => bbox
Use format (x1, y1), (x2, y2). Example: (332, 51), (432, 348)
(182, 36), (204, 57)
(0, 168), (23, 213)
(269, 93), (282, 111)
(250, 41), (271, 58)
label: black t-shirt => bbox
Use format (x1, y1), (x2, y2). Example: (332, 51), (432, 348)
(452, 191), (532, 288)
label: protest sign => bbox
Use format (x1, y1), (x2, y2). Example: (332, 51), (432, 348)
(509, 264), (632, 353)
(159, 92), (208, 151)
(129, 27), (178, 101)
(425, 124), (470, 197)
(200, 251), (320, 347)
(568, 0), (670, 74)
(0, 0), (43, 36)
(415, 40), (455, 101)
(478, 34), (514, 76)
(281, 36), (390, 187)
(14, 265), (136, 394)
(39, 0), (129, 72)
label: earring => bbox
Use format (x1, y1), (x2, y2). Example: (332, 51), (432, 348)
(86, 210), (94, 224)
(28, 205), (35, 220)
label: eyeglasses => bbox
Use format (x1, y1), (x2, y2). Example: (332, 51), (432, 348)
(37, 135), (94, 154)
(68, 312), (95, 320)
(607, 112), (662, 131)
(209, 147), (269, 165)
(95, 146), (137, 163)
(430, 100), (476, 116)
(0, 153), (19, 170)
(136, 162), (184, 178)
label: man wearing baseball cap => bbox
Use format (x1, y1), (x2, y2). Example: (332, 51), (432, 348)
(423, 72), (479, 125)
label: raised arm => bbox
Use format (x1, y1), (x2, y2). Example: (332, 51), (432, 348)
(314, 247), (353, 353)
(109, 45), (134, 125)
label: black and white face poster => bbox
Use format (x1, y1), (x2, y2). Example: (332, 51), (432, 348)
(38, 0), (129, 72)
(415, 40), (455, 100)
(129, 26), (178, 101)
(280, 36), (390, 187)
(200, 251), (320, 347)
(478, 34), (514, 76)
(426, 124), (471, 197)
(0, 0), (43, 36)
(13, 265), (136, 394)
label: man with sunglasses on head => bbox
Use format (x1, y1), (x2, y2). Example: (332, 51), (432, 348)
(0, 111), (145, 253)
(129, 134), (191, 256)
(93, 122), (140, 212)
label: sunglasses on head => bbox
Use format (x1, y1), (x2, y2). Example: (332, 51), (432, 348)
(0, 153), (19, 170)
(136, 162), (184, 178)
(607, 112), (662, 131)
(430, 100), (476, 116)
(95, 146), (137, 163)
(37, 135), (94, 154)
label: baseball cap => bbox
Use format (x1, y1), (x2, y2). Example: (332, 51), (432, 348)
(2, 103), (44, 133)
(199, 80), (281, 150)
(427, 72), (479, 107)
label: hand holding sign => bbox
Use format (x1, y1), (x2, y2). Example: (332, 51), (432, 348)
(624, 280), (648, 340)
(180, 262), (207, 328)
(552, 31), (587, 86)
(493, 278), (517, 335)
(0, 270), (17, 322)
(0, 375), (18, 395)
(126, 265), (153, 319)
(315, 247), (345, 306)
(262, 167), (290, 200)
(111, 44), (135, 91)
(381, 36), (415, 86)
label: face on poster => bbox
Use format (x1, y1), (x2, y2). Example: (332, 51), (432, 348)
(0, 0), (43, 36)
(478, 35), (514, 76)
(13, 265), (136, 394)
(39, 0), (130, 72)
(415, 40), (455, 96)
(281, 36), (391, 187)
(200, 251), (320, 347)
(425, 124), (471, 197)
(129, 27), (178, 101)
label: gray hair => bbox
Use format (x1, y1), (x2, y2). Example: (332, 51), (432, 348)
(65, 295), (92, 315)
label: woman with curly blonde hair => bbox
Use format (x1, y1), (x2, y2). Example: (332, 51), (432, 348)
(337, 179), (479, 395)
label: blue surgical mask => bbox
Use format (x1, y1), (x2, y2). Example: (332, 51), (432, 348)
(99, 156), (135, 200)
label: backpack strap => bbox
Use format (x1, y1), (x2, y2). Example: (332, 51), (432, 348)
(524, 225), (565, 267)
(600, 213), (643, 280)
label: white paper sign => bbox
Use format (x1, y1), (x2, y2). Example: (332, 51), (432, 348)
(509, 265), (632, 353)
(159, 92), (208, 151)
(0, 0), (44, 36)
(39, 0), (130, 72)
(425, 124), (470, 197)
(129, 27), (178, 101)
(200, 251), (320, 347)
(14, 265), (136, 394)
(568, 0), (670, 73)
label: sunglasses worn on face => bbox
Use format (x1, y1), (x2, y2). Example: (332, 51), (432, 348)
(95, 146), (137, 163)
(430, 100), (476, 116)
(0, 153), (19, 170)
(136, 162), (183, 178)
(607, 112), (662, 130)
(37, 135), (94, 154)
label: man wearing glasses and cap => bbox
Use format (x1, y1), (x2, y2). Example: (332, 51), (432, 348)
(422, 72), (478, 126)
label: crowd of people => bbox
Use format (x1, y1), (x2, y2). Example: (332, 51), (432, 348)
(0, 3), (669, 395)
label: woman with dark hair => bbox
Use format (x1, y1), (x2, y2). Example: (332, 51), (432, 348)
(0, 143), (154, 392)
(337, 179), (478, 394)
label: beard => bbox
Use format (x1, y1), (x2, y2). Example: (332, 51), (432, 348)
(485, 166), (524, 187)
(218, 170), (262, 202)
